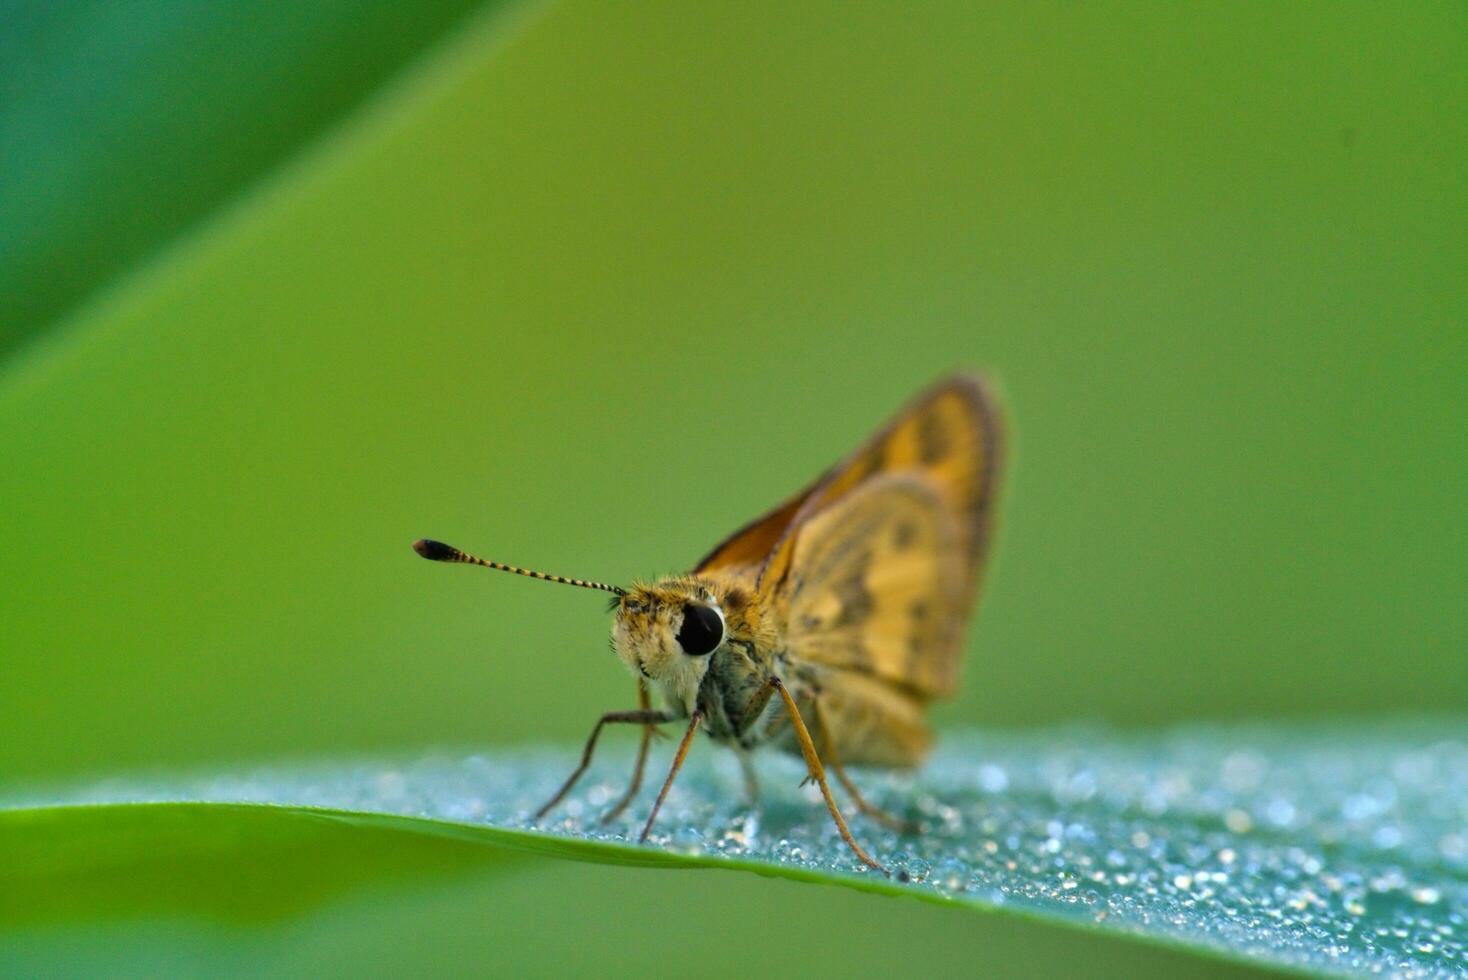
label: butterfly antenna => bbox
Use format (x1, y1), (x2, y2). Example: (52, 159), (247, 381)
(412, 539), (628, 597)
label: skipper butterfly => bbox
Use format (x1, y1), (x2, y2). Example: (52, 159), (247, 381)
(415, 374), (1003, 873)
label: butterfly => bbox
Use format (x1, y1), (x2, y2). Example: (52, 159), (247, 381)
(414, 373), (1003, 873)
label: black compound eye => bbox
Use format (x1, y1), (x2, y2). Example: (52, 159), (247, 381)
(676, 603), (724, 656)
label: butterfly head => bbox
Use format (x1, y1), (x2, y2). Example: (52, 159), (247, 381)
(611, 579), (726, 711)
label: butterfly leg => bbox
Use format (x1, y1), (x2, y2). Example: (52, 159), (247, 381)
(769, 677), (888, 875)
(600, 680), (660, 824)
(638, 709), (704, 842)
(810, 698), (923, 835)
(737, 751), (761, 806)
(535, 707), (676, 820)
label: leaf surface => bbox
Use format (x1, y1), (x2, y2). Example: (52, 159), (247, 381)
(4, 722), (1463, 977)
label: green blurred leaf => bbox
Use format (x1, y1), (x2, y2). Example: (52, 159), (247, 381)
(5, 722), (1463, 977)
(0, 803), (528, 925)
(0, 0), (505, 355)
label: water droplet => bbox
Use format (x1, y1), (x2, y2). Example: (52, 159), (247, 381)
(1224, 809), (1253, 834)
(1370, 824), (1403, 849)
(1264, 798), (1296, 828)
(977, 764), (1009, 793)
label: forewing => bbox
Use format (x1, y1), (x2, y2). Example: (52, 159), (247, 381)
(692, 495), (804, 576)
(782, 473), (968, 699)
(695, 373), (1002, 600)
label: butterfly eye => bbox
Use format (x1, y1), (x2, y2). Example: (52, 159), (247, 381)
(676, 603), (724, 656)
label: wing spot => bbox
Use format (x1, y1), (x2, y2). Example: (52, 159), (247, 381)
(892, 520), (918, 551)
(830, 555), (875, 629)
(917, 406), (951, 464)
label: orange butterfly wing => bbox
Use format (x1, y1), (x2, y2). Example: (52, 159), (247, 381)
(695, 373), (1003, 700)
(698, 375), (1001, 589)
(692, 495), (804, 576)
(782, 471), (967, 699)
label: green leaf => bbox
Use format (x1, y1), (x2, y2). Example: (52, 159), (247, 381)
(0, 0), (505, 356)
(4, 722), (1463, 977)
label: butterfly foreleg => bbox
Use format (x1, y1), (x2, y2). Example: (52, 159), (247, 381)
(809, 698), (923, 835)
(600, 679), (661, 824)
(638, 709), (704, 842)
(766, 677), (888, 875)
(535, 702), (677, 821)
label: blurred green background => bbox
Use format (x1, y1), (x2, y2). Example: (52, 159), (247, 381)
(2, 1), (1463, 976)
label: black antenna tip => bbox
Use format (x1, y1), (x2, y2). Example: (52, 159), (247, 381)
(413, 538), (459, 562)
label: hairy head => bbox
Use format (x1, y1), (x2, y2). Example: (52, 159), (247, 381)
(611, 578), (727, 711)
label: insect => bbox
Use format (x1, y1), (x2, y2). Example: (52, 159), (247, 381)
(413, 373), (1002, 873)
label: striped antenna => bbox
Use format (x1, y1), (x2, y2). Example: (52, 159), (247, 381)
(412, 539), (627, 597)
